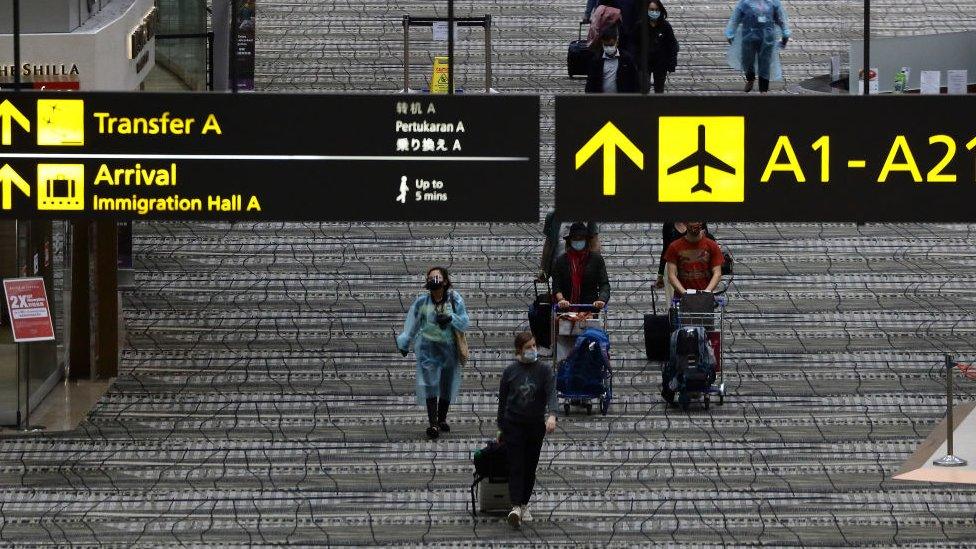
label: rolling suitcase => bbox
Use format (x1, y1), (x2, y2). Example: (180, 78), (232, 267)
(471, 440), (510, 516)
(528, 279), (552, 348)
(643, 289), (670, 362)
(567, 22), (592, 78)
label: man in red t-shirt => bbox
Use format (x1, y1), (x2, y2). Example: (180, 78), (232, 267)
(663, 221), (724, 296)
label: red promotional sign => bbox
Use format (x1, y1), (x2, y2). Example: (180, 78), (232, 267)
(2, 278), (55, 343)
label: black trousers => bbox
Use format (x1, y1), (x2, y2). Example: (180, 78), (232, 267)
(503, 419), (546, 506)
(651, 70), (667, 94)
(745, 71), (770, 92)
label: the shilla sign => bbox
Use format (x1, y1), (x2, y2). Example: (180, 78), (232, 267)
(0, 92), (539, 221)
(556, 96), (976, 221)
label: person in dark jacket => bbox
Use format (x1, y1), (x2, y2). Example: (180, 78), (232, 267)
(538, 212), (600, 282)
(585, 26), (639, 94)
(633, 0), (679, 93)
(552, 222), (611, 311)
(498, 331), (557, 528)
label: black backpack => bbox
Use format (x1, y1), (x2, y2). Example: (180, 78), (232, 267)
(473, 440), (508, 481)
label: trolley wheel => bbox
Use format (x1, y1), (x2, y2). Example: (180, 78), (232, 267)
(564, 403), (571, 416)
(661, 387), (675, 405)
(703, 395), (710, 411)
(600, 398), (609, 416)
(678, 392), (691, 411)
(585, 404), (593, 415)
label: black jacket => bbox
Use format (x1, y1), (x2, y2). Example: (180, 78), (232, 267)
(585, 50), (639, 93)
(552, 251), (611, 304)
(634, 20), (679, 72)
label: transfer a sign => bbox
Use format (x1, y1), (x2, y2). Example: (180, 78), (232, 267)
(0, 93), (539, 221)
(2, 278), (55, 343)
(557, 96), (976, 221)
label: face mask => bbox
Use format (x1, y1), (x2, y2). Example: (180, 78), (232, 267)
(425, 275), (444, 290)
(648, 10), (661, 20)
(570, 240), (587, 251)
(603, 45), (617, 57)
(520, 349), (538, 363)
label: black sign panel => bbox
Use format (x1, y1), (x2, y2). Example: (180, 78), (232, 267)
(556, 95), (976, 221)
(0, 92), (538, 221)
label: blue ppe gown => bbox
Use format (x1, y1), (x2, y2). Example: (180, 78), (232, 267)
(396, 291), (470, 405)
(725, 0), (791, 81)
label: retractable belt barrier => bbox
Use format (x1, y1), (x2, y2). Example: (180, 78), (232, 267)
(402, 15), (493, 94)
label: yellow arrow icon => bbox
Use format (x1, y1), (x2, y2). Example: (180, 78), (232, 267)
(0, 164), (30, 209)
(575, 121), (644, 196)
(0, 100), (31, 146)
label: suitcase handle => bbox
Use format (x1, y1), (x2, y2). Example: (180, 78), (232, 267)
(533, 278), (552, 302)
(579, 21), (588, 41)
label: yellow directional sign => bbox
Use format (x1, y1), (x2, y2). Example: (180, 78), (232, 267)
(0, 164), (30, 209)
(575, 121), (644, 196)
(658, 116), (744, 202)
(0, 100), (31, 146)
(37, 99), (85, 146)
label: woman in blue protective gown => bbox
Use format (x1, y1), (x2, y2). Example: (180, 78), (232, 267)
(725, 0), (791, 93)
(396, 267), (470, 440)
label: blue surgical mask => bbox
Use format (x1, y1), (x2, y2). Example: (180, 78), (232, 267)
(603, 45), (618, 58)
(648, 10), (661, 20)
(571, 240), (587, 251)
(520, 349), (538, 363)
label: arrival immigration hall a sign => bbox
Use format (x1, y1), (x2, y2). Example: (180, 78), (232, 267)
(556, 95), (976, 222)
(0, 92), (539, 221)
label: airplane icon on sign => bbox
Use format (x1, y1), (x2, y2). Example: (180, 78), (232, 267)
(665, 124), (736, 194)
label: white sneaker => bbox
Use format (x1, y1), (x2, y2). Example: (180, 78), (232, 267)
(507, 505), (522, 529)
(521, 505), (533, 523)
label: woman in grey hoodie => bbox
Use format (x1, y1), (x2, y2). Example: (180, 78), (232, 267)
(497, 331), (558, 528)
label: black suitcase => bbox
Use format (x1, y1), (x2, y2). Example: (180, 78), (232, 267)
(528, 279), (552, 349)
(568, 22), (592, 78)
(644, 289), (670, 362)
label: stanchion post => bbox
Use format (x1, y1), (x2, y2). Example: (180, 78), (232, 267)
(933, 354), (967, 467)
(484, 15), (492, 93)
(403, 16), (411, 92)
(447, 0), (454, 95)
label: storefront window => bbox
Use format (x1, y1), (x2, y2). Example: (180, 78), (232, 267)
(156, 0), (209, 91)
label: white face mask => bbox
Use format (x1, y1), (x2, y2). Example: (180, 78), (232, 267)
(571, 240), (587, 251)
(520, 349), (538, 363)
(603, 45), (618, 57)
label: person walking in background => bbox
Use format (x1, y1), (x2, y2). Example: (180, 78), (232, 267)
(664, 222), (724, 298)
(633, 0), (679, 93)
(586, 26), (639, 94)
(656, 222), (713, 302)
(396, 267), (470, 440)
(538, 212), (600, 282)
(498, 331), (558, 528)
(552, 222), (611, 311)
(725, 0), (791, 93)
(586, 0), (622, 46)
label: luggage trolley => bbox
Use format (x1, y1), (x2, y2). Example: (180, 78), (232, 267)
(667, 291), (727, 409)
(552, 304), (613, 415)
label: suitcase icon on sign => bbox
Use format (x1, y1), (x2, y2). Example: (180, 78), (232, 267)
(37, 166), (85, 211)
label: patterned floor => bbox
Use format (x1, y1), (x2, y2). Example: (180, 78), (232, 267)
(2, 1), (976, 546)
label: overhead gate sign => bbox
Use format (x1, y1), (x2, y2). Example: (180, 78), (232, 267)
(0, 92), (539, 221)
(556, 95), (976, 221)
